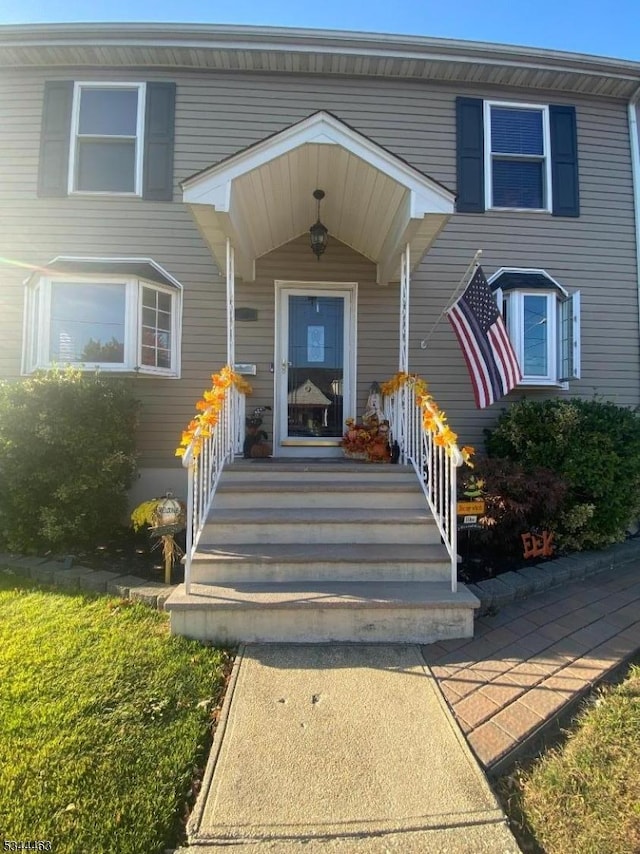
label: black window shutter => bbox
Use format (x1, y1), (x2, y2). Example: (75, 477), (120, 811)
(38, 81), (73, 197)
(549, 105), (580, 217)
(456, 97), (485, 213)
(143, 82), (176, 201)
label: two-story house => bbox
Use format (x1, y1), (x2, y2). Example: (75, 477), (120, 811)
(1, 23), (639, 643)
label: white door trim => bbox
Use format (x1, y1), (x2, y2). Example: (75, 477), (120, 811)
(273, 280), (358, 456)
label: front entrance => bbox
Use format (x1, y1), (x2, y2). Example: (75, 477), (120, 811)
(274, 282), (357, 456)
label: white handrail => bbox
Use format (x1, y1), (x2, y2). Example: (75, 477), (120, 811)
(384, 381), (463, 592)
(181, 384), (245, 594)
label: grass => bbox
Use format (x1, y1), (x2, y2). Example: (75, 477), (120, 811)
(501, 660), (640, 854)
(0, 571), (230, 854)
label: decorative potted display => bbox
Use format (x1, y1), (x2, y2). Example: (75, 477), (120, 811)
(341, 382), (392, 462)
(341, 416), (391, 462)
(341, 418), (374, 459)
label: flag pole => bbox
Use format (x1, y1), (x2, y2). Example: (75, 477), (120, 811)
(420, 249), (483, 350)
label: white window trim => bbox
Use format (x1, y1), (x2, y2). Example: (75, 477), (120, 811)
(137, 281), (181, 376)
(23, 270), (181, 378)
(506, 290), (557, 385)
(489, 267), (579, 388)
(561, 291), (581, 383)
(68, 81), (146, 197)
(484, 100), (552, 213)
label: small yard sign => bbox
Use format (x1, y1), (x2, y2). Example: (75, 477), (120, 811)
(521, 531), (555, 559)
(457, 500), (485, 530)
(456, 500), (486, 516)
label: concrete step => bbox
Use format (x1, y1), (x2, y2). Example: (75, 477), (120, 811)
(224, 460), (416, 483)
(214, 478), (426, 510)
(189, 543), (451, 584)
(201, 507), (440, 545)
(165, 581), (480, 644)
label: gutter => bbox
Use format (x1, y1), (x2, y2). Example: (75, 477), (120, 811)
(1, 23), (639, 87)
(0, 23), (637, 68)
(629, 85), (640, 375)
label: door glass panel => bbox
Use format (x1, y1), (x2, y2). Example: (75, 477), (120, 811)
(287, 295), (344, 438)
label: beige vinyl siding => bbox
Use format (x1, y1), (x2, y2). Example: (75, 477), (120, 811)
(238, 236), (397, 443)
(0, 66), (638, 465)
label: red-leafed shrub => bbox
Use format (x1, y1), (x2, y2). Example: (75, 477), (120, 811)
(460, 456), (568, 558)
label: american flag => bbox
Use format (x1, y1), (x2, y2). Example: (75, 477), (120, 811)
(447, 266), (521, 409)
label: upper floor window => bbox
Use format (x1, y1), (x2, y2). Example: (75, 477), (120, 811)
(485, 103), (551, 211)
(38, 81), (175, 201)
(23, 259), (182, 377)
(70, 83), (145, 195)
(489, 268), (580, 386)
(456, 98), (579, 217)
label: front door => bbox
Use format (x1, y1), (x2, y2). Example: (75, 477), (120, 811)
(275, 283), (356, 456)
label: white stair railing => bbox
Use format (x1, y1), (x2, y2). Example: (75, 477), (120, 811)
(179, 375), (246, 594)
(383, 377), (467, 593)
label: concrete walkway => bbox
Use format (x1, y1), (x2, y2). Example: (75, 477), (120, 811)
(179, 560), (640, 853)
(183, 644), (520, 852)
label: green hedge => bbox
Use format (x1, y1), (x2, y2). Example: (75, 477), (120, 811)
(485, 398), (640, 550)
(0, 369), (139, 554)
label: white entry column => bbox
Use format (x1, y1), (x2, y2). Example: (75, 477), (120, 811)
(226, 237), (235, 367)
(398, 243), (410, 462)
(399, 242), (410, 373)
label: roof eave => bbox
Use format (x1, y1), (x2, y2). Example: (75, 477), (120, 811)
(0, 23), (638, 99)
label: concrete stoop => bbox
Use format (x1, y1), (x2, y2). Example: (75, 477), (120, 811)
(166, 581), (479, 644)
(165, 461), (480, 644)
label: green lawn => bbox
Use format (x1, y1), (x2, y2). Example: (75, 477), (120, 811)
(0, 572), (230, 854)
(503, 660), (640, 854)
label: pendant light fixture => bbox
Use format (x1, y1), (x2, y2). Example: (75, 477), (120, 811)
(309, 189), (328, 259)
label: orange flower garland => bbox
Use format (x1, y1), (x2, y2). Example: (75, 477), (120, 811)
(175, 366), (252, 461)
(381, 372), (474, 467)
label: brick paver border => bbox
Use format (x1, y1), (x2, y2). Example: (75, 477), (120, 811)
(424, 555), (640, 774)
(0, 552), (175, 610)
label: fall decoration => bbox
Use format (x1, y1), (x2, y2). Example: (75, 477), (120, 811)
(175, 365), (252, 462)
(381, 372), (474, 467)
(341, 416), (391, 462)
(130, 493), (187, 584)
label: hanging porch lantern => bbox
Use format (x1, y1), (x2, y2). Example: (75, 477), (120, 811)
(309, 189), (328, 259)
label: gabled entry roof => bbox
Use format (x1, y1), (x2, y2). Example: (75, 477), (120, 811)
(182, 111), (455, 284)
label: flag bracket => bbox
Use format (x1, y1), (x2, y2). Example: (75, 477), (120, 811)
(446, 259), (521, 408)
(420, 249), (483, 350)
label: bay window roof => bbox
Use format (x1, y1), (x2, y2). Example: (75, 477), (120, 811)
(26, 257), (182, 290)
(489, 267), (569, 296)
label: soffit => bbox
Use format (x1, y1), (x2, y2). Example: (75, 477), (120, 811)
(0, 24), (639, 100)
(182, 111), (455, 283)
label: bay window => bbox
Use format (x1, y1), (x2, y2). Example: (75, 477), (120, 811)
(23, 259), (181, 376)
(490, 268), (580, 386)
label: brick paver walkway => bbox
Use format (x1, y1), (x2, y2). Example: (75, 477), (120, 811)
(422, 563), (640, 772)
